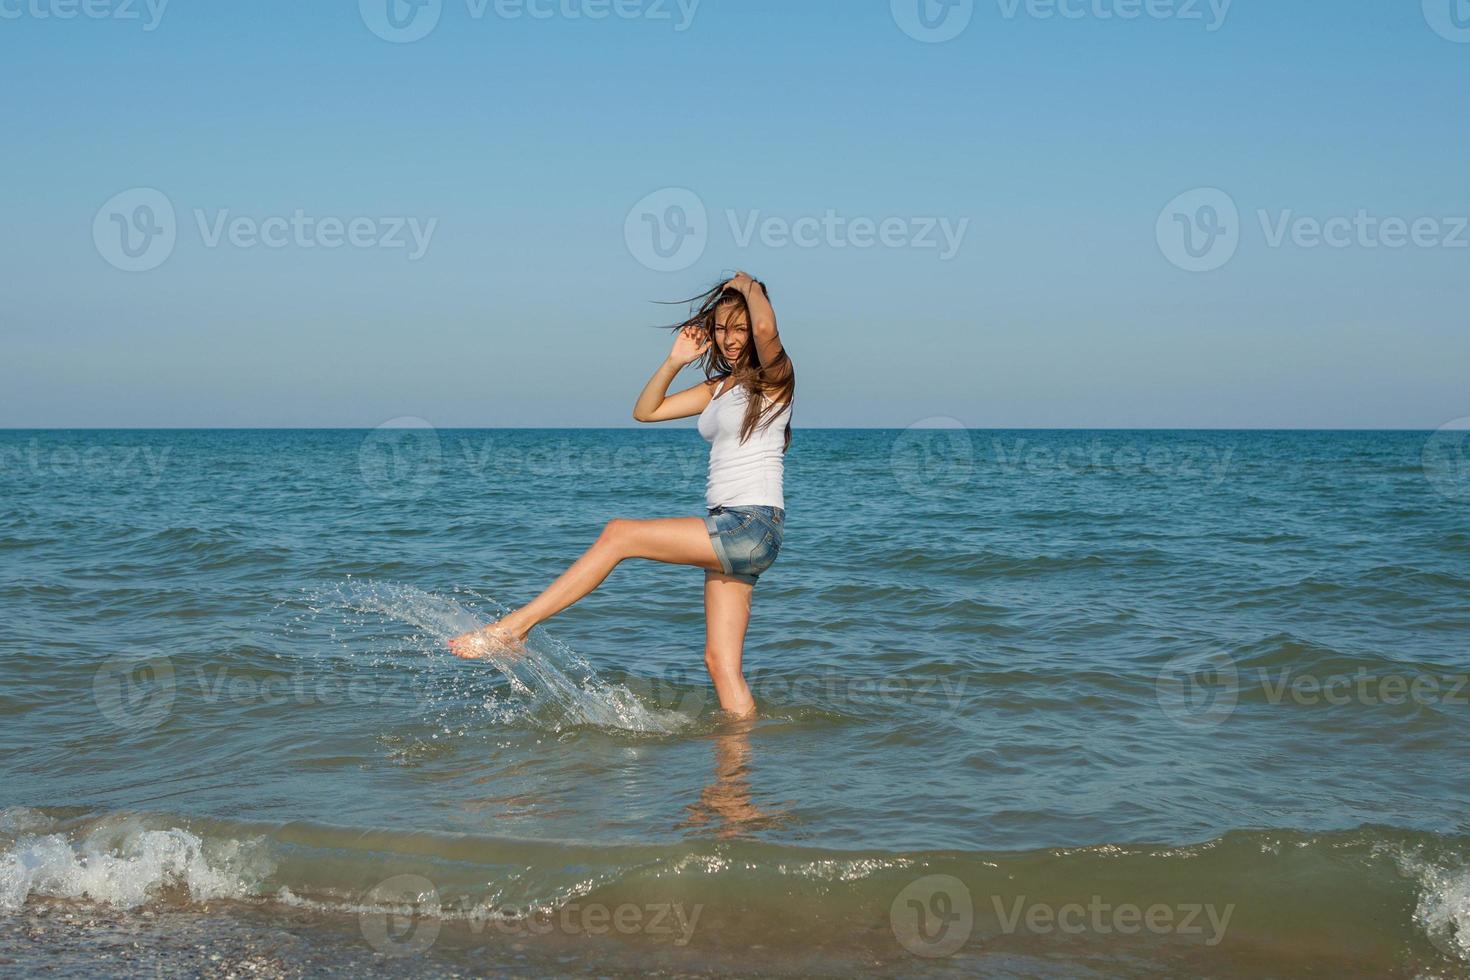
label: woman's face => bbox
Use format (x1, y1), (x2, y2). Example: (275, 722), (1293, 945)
(713, 305), (750, 363)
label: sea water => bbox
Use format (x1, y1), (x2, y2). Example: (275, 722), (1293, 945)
(2, 428), (1468, 977)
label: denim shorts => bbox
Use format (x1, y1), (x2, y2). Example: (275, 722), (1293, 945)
(703, 504), (785, 584)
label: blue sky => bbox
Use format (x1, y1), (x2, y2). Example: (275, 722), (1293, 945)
(2, 0), (1467, 428)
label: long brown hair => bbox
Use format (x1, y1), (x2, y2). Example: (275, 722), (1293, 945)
(661, 279), (795, 451)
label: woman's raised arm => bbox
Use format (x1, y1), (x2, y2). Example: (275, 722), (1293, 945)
(723, 272), (789, 382)
(633, 325), (717, 422)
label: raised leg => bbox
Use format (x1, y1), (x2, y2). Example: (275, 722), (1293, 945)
(703, 570), (757, 717)
(450, 516), (722, 658)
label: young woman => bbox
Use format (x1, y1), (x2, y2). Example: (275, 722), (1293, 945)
(449, 271), (795, 718)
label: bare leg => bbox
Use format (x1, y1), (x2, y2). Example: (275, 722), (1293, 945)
(703, 570), (756, 717)
(449, 516), (722, 658)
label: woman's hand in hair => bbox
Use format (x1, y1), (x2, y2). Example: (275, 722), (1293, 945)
(721, 271), (763, 297)
(724, 271), (782, 368)
(669, 323), (712, 367)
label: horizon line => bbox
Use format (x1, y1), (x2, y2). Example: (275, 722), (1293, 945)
(0, 426), (1450, 433)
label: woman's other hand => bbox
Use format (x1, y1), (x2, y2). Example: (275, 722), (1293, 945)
(669, 323), (712, 366)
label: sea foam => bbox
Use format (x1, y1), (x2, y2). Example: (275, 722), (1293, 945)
(0, 820), (259, 910)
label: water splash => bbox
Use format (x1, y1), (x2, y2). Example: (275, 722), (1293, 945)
(1407, 856), (1470, 963)
(306, 579), (697, 736)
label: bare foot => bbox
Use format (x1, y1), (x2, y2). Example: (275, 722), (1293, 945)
(448, 620), (529, 660)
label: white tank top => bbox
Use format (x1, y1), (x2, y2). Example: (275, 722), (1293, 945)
(697, 378), (791, 510)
